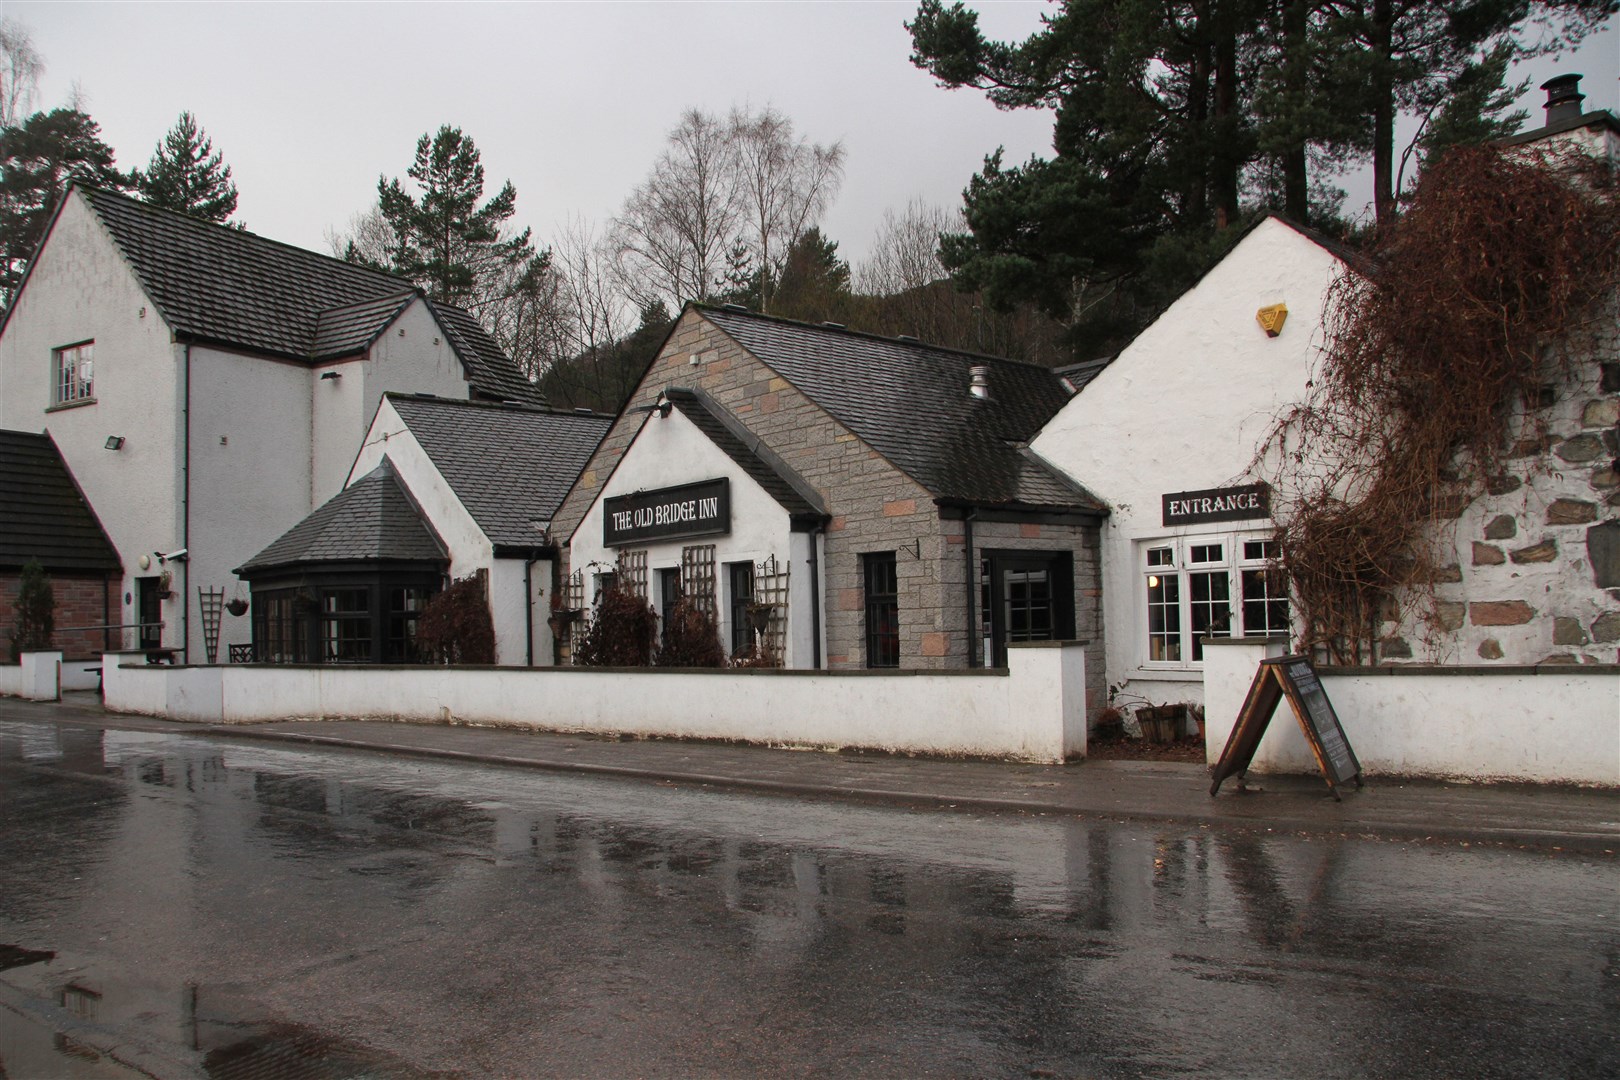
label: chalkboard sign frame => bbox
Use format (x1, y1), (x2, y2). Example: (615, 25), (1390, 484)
(1210, 654), (1363, 799)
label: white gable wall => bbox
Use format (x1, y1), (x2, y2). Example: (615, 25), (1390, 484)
(348, 398), (548, 666)
(1031, 218), (1345, 707)
(0, 191), (184, 651)
(571, 407), (817, 667)
(312, 299), (468, 506)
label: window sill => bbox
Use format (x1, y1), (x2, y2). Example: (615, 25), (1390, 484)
(1131, 667), (1203, 681)
(45, 397), (97, 413)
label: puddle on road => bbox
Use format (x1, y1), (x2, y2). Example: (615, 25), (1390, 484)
(0, 717), (1615, 1079)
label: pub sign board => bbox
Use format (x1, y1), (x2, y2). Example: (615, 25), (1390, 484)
(604, 478), (731, 547)
(1162, 483), (1270, 527)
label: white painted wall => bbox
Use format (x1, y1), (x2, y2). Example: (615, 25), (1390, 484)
(1031, 218), (1344, 706)
(1203, 638), (1620, 786)
(102, 641), (1087, 762)
(0, 192), (182, 654)
(570, 407), (821, 667)
(309, 356), (367, 506)
(313, 299), (467, 505)
(0, 652), (62, 700)
(190, 344), (314, 662)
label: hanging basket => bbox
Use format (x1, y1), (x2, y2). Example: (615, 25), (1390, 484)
(225, 598), (249, 617)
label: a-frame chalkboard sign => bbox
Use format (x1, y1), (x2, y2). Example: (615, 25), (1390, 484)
(1209, 655), (1363, 800)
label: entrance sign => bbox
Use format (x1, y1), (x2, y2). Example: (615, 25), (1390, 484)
(604, 479), (731, 547)
(1210, 654), (1362, 799)
(1162, 483), (1270, 527)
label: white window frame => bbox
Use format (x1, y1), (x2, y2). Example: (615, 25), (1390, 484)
(52, 341), (95, 407)
(1137, 532), (1289, 671)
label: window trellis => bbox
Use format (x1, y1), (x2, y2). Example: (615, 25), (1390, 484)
(681, 545), (717, 617)
(751, 555), (790, 665)
(618, 549), (648, 599)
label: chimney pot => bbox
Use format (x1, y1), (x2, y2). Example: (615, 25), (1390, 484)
(1541, 74), (1585, 127)
(969, 365), (991, 401)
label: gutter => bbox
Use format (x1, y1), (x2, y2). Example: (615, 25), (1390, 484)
(809, 526), (823, 669)
(182, 343), (191, 663)
(964, 509), (978, 667)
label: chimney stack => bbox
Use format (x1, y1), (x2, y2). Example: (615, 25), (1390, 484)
(1542, 74), (1585, 127)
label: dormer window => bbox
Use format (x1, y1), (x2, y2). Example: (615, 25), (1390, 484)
(53, 341), (95, 407)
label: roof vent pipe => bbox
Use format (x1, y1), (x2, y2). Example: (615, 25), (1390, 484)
(969, 365), (991, 401)
(1542, 74), (1585, 126)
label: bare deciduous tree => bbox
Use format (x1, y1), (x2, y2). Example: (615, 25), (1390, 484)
(729, 105), (845, 310)
(857, 197), (958, 297)
(0, 18), (42, 130)
(538, 218), (651, 410)
(612, 109), (741, 312)
(611, 105), (844, 315)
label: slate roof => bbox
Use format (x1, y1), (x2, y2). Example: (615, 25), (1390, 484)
(697, 306), (1105, 513)
(387, 394), (615, 548)
(1054, 355), (1116, 394)
(236, 459), (447, 575)
(0, 429), (120, 573)
(664, 388), (826, 524)
(66, 186), (541, 403)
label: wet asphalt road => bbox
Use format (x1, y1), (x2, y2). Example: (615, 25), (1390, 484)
(0, 717), (1616, 1079)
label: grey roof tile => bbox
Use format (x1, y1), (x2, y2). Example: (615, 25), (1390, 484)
(387, 395), (614, 548)
(236, 459), (446, 574)
(698, 307), (1104, 513)
(312, 292), (417, 359)
(0, 429), (121, 573)
(75, 186), (541, 403)
(664, 388), (826, 523)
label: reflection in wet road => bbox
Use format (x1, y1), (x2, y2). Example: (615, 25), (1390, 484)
(0, 717), (1615, 1078)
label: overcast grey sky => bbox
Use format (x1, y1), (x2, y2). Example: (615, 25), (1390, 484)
(9, 1), (1618, 267)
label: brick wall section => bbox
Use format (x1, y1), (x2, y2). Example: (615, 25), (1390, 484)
(0, 571), (118, 661)
(1378, 343), (1620, 664)
(554, 310), (1106, 692)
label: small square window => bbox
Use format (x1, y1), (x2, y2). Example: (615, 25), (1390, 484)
(1147, 547), (1174, 568)
(53, 342), (94, 406)
(1189, 543), (1224, 564)
(1243, 539), (1279, 562)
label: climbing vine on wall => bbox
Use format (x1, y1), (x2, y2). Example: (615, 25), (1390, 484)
(1258, 144), (1620, 663)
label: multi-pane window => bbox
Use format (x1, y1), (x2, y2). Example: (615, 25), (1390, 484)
(254, 591), (304, 663)
(386, 586), (433, 663)
(1240, 539), (1290, 636)
(863, 552), (899, 668)
(322, 589), (371, 662)
(53, 342), (94, 406)
(1141, 534), (1288, 667)
(1003, 568), (1053, 644)
(727, 561), (755, 656)
(1146, 546), (1181, 662)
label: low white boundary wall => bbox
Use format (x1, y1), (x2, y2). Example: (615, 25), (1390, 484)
(1204, 638), (1620, 786)
(103, 641), (1089, 763)
(0, 651), (61, 701)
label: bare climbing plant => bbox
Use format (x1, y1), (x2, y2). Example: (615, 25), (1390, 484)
(1256, 144), (1620, 663)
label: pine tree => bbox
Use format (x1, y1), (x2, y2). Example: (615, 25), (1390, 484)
(0, 108), (134, 306)
(137, 111), (239, 224)
(376, 125), (547, 310)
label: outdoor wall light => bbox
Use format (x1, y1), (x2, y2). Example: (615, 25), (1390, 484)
(104, 435), (125, 450)
(320, 371), (343, 381)
(636, 396), (673, 418)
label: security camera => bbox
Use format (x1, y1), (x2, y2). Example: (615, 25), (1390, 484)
(155, 548), (188, 564)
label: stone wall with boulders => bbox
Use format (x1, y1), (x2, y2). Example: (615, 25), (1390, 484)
(1379, 355), (1619, 664)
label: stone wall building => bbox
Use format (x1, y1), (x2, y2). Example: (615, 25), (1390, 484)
(553, 305), (1107, 713)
